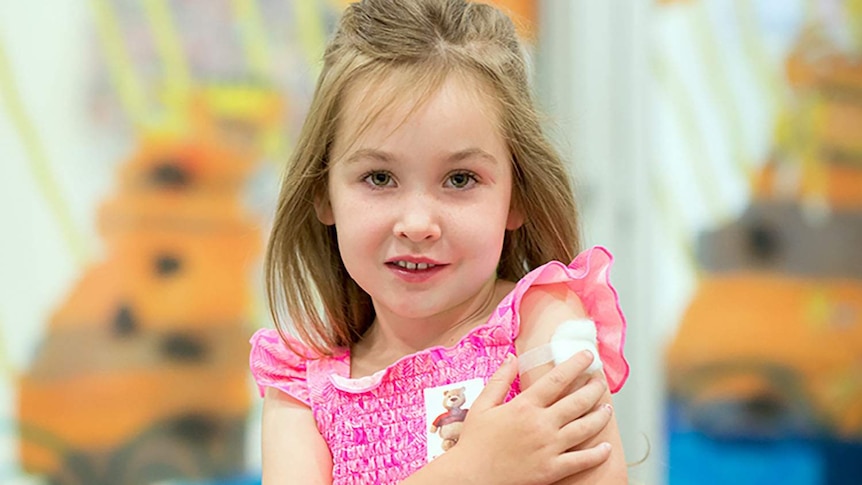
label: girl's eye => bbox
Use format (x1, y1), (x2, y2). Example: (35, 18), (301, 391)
(364, 171), (393, 187)
(447, 171), (476, 189)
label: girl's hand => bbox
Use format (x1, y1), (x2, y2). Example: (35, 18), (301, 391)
(406, 350), (612, 485)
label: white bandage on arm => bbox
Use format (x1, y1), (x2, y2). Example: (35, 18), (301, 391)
(518, 318), (602, 375)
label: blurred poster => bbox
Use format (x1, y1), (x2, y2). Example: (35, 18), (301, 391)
(657, 1), (862, 484)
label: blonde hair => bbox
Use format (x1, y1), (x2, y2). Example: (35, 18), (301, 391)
(266, 0), (580, 355)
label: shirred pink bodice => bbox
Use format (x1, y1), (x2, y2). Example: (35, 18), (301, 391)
(249, 246), (629, 484)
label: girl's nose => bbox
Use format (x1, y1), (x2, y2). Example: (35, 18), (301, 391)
(392, 196), (441, 242)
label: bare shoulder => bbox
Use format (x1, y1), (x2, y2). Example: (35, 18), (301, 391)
(516, 282), (587, 354)
(261, 388), (332, 484)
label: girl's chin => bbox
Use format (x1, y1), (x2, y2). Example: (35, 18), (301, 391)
(374, 298), (455, 321)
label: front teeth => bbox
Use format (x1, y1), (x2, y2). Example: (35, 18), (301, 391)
(395, 261), (435, 270)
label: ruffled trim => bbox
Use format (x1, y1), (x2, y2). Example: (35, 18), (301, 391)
(248, 328), (317, 405)
(506, 246), (630, 393)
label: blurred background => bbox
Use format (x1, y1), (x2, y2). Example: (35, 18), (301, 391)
(1, 0), (860, 484)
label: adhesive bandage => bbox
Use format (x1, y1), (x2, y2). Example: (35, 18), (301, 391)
(518, 318), (602, 375)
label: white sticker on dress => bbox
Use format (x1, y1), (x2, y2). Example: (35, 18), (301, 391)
(424, 377), (484, 462)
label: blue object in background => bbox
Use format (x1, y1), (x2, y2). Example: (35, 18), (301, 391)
(669, 430), (823, 485)
(668, 399), (862, 485)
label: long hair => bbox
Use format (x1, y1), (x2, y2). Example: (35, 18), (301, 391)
(265, 0), (580, 355)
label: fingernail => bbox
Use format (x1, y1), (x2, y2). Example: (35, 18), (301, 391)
(603, 403), (613, 414)
(504, 353), (515, 364)
(600, 442), (612, 452)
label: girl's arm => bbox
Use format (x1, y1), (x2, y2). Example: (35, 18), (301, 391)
(261, 387), (332, 485)
(403, 350), (613, 485)
(516, 283), (629, 485)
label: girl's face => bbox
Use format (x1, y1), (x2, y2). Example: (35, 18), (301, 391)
(318, 73), (523, 325)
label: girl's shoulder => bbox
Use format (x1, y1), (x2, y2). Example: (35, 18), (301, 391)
(507, 245), (629, 393)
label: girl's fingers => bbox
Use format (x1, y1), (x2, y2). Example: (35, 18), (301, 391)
(557, 401), (614, 449)
(561, 443), (614, 471)
(522, 350), (596, 407)
(471, 354), (519, 413)
(549, 376), (607, 427)
(555, 442), (613, 477)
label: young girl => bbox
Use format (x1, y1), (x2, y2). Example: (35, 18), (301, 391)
(249, 0), (630, 483)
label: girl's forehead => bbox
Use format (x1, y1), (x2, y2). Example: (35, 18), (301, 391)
(333, 70), (502, 156)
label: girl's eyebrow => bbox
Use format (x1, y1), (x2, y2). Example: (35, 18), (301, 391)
(343, 148), (395, 165)
(448, 147), (499, 165)
(344, 147), (499, 165)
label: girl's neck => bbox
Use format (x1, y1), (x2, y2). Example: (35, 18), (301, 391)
(350, 278), (514, 378)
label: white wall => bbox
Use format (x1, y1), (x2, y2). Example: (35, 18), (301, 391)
(0, 1), (103, 481)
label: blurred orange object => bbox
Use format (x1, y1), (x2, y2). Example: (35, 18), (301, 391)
(17, 86), (281, 484)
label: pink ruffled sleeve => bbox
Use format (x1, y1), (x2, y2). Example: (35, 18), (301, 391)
(509, 246), (630, 393)
(249, 328), (316, 405)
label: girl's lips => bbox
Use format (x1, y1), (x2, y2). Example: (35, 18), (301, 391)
(385, 256), (445, 265)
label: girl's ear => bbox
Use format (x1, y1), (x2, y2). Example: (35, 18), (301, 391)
(314, 192), (335, 225)
(506, 204), (524, 230)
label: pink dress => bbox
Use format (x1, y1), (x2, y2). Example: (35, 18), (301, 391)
(249, 246), (629, 484)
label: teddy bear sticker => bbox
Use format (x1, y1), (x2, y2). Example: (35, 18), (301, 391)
(423, 378), (483, 461)
(429, 387), (469, 451)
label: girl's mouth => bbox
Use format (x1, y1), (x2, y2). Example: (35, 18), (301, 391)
(386, 261), (447, 282)
(391, 261), (437, 271)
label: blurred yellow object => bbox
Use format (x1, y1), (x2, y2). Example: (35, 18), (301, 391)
(769, 27), (862, 208)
